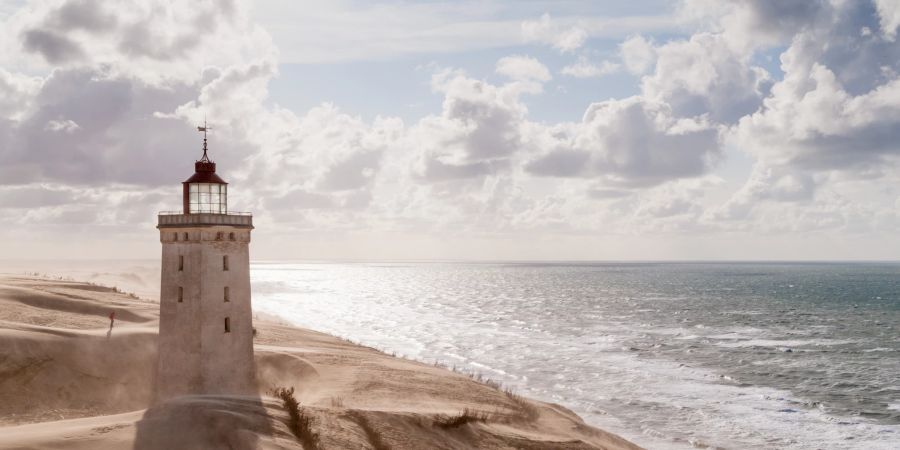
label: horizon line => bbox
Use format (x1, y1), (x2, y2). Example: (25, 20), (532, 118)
(3, 258), (900, 264)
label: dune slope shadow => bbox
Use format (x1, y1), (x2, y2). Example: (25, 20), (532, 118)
(0, 329), (157, 424)
(132, 395), (276, 450)
(0, 286), (153, 323)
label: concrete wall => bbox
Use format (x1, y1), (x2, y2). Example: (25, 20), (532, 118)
(157, 226), (255, 400)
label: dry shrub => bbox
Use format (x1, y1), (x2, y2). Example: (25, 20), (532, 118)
(272, 387), (320, 450)
(433, 408), (490, 429)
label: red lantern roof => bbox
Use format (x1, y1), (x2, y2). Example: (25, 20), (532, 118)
(183, 123), (227, 185)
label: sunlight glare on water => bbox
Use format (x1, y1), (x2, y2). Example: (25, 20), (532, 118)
(251, 261), (900, 449)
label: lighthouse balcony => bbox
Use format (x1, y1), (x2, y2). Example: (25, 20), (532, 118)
(157, 211), (253, 229)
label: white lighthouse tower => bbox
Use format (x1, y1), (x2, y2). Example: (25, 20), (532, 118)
(155, 126), (256, 400)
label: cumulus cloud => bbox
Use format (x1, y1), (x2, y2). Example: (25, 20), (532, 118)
(620, 35), (656, 74)
(875, 0), (900, 41)
(734, 63), (900, 172)
(495, 55), (551, 82)
(706, 0), (900, 228)
(521, 13), (587, 53)
(0, 0), (279, 189)
(641, 32), (772, 123)
(4, 0), (731, 238)
(412, 70), (531, 181)
(0, 67), (207, 186)
(4, 0), (273, 83)
(5, 0), (900, 257)
(0, 0), (278, 237)
(732, 1), (900, 175)
(679, 0), (828, 52)
(241, 102), (401, 218)
(527, 96), (720, 187)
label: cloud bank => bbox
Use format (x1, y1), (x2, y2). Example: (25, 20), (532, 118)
(2, 0), (900, 259)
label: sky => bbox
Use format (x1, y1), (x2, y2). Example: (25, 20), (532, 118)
(2, 0), (900, 261)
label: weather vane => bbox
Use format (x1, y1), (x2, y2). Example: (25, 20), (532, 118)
(197, 119), (212, 162)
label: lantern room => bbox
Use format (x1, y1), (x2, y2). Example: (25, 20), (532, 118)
(182, 127), (228, 214)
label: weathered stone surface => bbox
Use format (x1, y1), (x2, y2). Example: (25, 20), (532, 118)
(156, 225), (256, 400)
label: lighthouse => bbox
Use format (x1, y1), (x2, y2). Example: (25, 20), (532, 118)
(155, 125), (256, 400)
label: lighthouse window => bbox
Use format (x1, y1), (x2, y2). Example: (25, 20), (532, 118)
(224, 317), (231, 333)
(183, 232), (188, 241)
(223, 255), (229, 271)
(188, 183), (227, 214)
(229, 232), (235, 241)
(178, 286), (183, 302)
(224, 286), (230, 302)
(216, 232), (223, 240)
(178, 255), (184, 271)
(173, 233), (178, 241)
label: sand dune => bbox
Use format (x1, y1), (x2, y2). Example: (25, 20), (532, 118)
(0, 276), (640, 449)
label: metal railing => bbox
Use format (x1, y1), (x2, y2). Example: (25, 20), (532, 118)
(158, 211), (252, 216)
(157, 212), (253, 228)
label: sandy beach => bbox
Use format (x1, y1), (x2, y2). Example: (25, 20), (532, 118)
(0, 275), (640, 449)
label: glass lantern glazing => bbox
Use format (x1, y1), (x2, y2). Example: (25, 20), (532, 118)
(188, 183), (227, 213)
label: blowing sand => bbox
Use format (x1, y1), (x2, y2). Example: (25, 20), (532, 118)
(0, 275), (640, 449)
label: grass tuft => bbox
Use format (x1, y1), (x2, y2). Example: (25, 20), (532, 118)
(503, 388), (540, 421)
(432, 408), (490, 429)
(469, 372), (503, 390)
(272, 387), (321, 450)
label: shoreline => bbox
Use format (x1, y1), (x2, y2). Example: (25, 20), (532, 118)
(0, 275), (641, 449)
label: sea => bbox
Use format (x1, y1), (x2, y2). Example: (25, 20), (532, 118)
(249, 261), (900, 450)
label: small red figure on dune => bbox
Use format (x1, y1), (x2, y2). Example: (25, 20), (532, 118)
(107, 311), (115, 339)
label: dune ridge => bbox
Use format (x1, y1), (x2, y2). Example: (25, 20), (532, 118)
(0, 275), (640, 449)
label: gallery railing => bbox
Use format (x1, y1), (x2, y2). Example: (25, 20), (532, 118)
(157, 211), (253, 228)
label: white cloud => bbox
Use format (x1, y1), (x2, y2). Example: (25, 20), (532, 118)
(412, 69), (531, 181)
(44, 119), (79, 133)
(0, 68), (42, 121)
(495, 55), (551, 82)
(620, 35), (655, 74)
(641, 32), (772, 123)
(714, 165), (816, 220)
(239, 103), (403, 227)
(5, 0), (900, 258)
(732, 3), (900, 175)
(560, 56), (619, 78)
(526, 96), (721, 187)
(715, 0), (900, 227)
(1, 0), (275, 84)
(734, 61), (900, 171)
(875, 0), (900, 41)
(0, 67), (208, 186)
(521, 13), (587, 53)
(677, 0), (827, 53)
